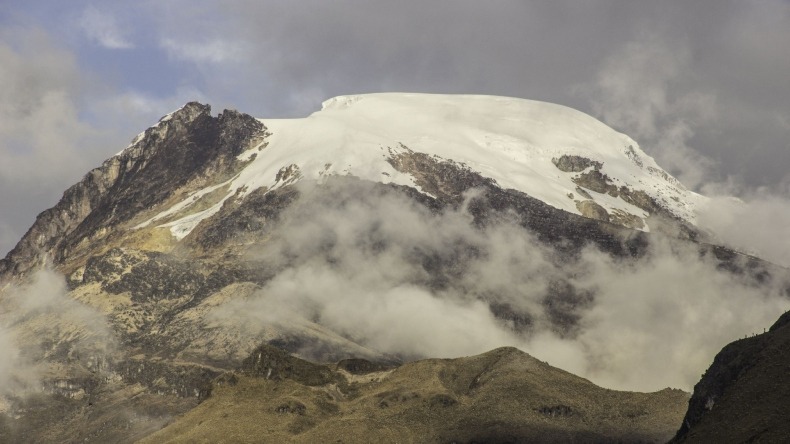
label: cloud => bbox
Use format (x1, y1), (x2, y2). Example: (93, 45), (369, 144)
(697, 191), (790, 268)
(578, 37), (718, 190)
(78, 6), (134, 49)
(209, 180), (790, 392)
(553, 240), (789, 391)
(0, 269), (115, 399)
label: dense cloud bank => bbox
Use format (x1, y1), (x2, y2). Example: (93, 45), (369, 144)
(211, 181), (790, 392)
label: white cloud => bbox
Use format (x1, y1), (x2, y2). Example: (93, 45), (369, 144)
(210, 180), (790, 392)
(697, 192), (790, 268)
(0, 30), (98, 184)
(579, 37), (718, 190)
(78, 6), (134, 49)
(0, 269), (115, 398)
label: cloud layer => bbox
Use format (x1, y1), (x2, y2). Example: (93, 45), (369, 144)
(210, 181), (790, 392)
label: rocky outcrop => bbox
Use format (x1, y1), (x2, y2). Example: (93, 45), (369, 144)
(610, 208), (645, 230)
(387, 145), (497, 202)
(0, 103), (265, 281)
(576, 199), (610, 222)
(573, 169), (620, 196)
(552, 155), (602, 172)
(241, 344), (338, 386)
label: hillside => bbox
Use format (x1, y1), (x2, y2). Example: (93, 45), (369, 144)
(142, 346), (689, 444)
(671, 310), (790, 443)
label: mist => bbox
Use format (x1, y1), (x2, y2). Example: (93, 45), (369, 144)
(0, 269), (114, 400)
(696, 191), (790, 269)
(207, 180), (790, 392)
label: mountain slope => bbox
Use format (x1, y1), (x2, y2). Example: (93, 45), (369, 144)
(671, 310), (790, 443)
(141, 346), (689, 444)
(0, 102), (263, 279)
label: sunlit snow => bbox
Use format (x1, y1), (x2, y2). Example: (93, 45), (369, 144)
(139, 93), (707, 240)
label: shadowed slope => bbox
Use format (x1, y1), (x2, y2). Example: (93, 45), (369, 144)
(672, 311), (790, 443)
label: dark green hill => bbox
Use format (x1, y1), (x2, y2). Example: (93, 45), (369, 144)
(141, 345), (688, 444)
(672, 311), (790, 443)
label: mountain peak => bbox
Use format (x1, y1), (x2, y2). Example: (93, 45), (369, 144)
(3, 93), (707, 281)
(260, 93), (705, 231)
(163, 101), (211, 123)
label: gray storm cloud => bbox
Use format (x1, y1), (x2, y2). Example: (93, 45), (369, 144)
(208, 180), (790, 392)
(148, 0), (790, 190)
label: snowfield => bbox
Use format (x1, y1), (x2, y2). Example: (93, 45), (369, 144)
(136, 93), (707, 239)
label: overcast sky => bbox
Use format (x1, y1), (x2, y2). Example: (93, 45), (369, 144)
(1, 1), (789, 259)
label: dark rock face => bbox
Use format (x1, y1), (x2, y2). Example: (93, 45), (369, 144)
(552, 153), (690, 235)
(0, 103), (264, 281)
(387, 148), (650, 258)
(241, 344), (337, 386)
(184, 185), (301, 254)
(89, 250), (211, 303)
(336, 358), (389, 375)
(671, 311), (790, 443)
(387, 145), (497, 201)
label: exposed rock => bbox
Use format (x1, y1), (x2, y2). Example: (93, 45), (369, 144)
(576, 199), (610, 223)
(620, 186), (663, 215)
(610, 208), (645, 230)
(336, 358), (389, 375)
(624, 145), (644, 167)
(241, 344), (337, 386)
(387, 145), (496, 202)
(552, 154), (603, 172)
(573, 169), (619, 196)
(0, 103), (265, 281)
(575, 186), (592, 199)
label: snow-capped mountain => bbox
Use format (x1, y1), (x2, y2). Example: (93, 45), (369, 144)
(0, 93), (786, 443)
(134, 93), (704, 241)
